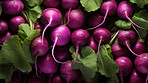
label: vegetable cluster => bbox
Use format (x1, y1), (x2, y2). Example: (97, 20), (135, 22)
(0, 0), (148, 83)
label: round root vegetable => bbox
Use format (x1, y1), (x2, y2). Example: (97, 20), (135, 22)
(128, 68), (146, 83)
(87, 0), (117, 30)
(115, 56), (133, 83)
(134, 53), (148, 83)
(31, 36), (49, 76)
(50, 25), (71, 63)
(88, 37), (98, 53)
(117, 30), (139, 57)
(0, 32), (12, 45)
(62, 0), (79, 25)
(0, 20), (8, 37)
(51, 74), (65, 83)
(38, 54), (59, 74)
(65, 9), (85, 29)
(43, 0), (60, 7)
(40, 8), (62, 45)
(117, 1), (144, 37)
(111, 42), (129, 58)
(54, 45), (71, 62)
(93, 28), (111, 68)
(71, 29), (90, 63)
(26, 71), (48, 83)
(60, 61), (80, 83)
(133, 40), (147, 55)
(87, 12), (104, 28)
(9, 16), (25, 33)
(2, 0), (24, 15)
(10, 71), (21, 83)
(34, 21), (44, 34)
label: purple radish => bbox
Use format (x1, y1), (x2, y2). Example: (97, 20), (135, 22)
(2, 0), (24, 15)
(31, 36), (49, 76)
(34, 21), (44, 34)
(0, 31), (12, 45)
(71, 29), (90, 63)
(115, 56), (133, 83)
(88, 37), (98, 53)
(65, 9), (85, 29)
(38, 54), (59, 74)
(51, 74), (65, 83)
(54, 45), (71, 62)
(111, 42), (129, 58)
(117, 1), (144, 35)
(26, 71), (48, 83)
(87, 12), (104, 27)
(93, 28), (111, 68)
(128, 68), (146, 83)
(61, 0), (79, 25)
(133, 40), (147, 55)
(10, 71), (21, 83)
(87, 0), (117, 30)
(40, 8), (62, 44)
(9, 16), (25, 33)
(134, 53), (148, 83)
(0, 20), (8, 37)
(43, 0), (60, 7)
(117, 30), (139, 56)
(50, 25), (71, 63)
(60, 61), (80, 83)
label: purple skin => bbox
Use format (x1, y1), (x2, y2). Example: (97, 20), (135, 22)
(10, 71), (21, 83)
(61, 0), (79, 9)
(65, 9), (85, 29)
(38, 54), (59, 74)
(128, 69), (146, 83)
(0, 32), (12, 45)
(87, 12), (104, 27)
(87, 0), (117, 30)
(93, 28), (111, 68)
(71, 29), (90, 63)
(111, 42), (129, 58)
(51, 74), (65, 83)
(117, 30), (139, 56)
(34, 21), (44, 34)
(2, 0), (24, 15)
(117, 1), (143, 30)
(50, 25), (71, 63)
(26, 71), (48, 83)
(54, 45), (71, 62)
(9, 16), (25, 33)
(31, 36), (49, 76)
(40, 8), (62, 44)
(43, 0), (60, 7)
(133, 40), (147, 55)
(115, 56), (133, 83)
(88, 37), (98, 53)
(60, 61), (80, 83)
(134, 53), (148, 83)
(0, 20), (8, 37)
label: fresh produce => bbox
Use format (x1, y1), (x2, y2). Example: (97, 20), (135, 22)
(0, 0), (148, 83)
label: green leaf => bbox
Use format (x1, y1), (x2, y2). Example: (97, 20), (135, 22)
(80, 0), (103, 12)
(71, 46), (98, 82)
(115, 20), (131, 29)
(28, 6), (42, 23)
(0, 4), (2, 15)
(132, 9), (148, 30)
(106, 75), (119, 83)
(98, 44), (119, 77)
(130, 0), (148, 8)
(22, 29), (40, 63)
(25, 0), (43, 7)
(1, 35), (32, 72)
(18, 24), (32, 41)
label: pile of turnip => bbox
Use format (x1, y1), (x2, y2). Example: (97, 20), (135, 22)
(0, 0), (148, 83)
